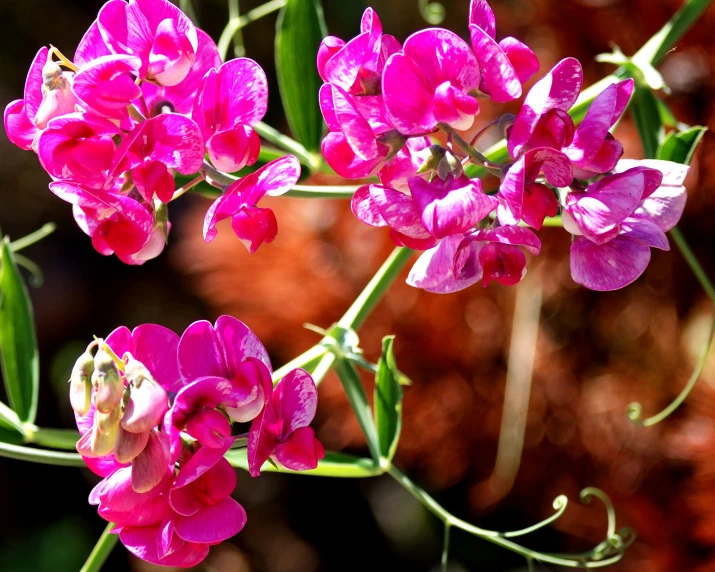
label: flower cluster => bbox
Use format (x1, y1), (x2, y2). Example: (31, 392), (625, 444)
(4, 0), (300, 264)
(69, 315), (324, 567)
(327, 1), (689, 292)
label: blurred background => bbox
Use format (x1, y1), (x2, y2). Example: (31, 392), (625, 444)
(1, 0), (715, 570)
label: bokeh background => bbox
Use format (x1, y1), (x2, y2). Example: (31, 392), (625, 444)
(1, 0), (715, 570)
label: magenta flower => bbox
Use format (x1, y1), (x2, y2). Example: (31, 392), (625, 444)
(318, 8), (400, 96)
(49, 181), (156, 264)
(165, 315), (274, 461)
(468, 0), (539, 102)
(74, 21), (113, 68)
(37, 112), (121, 186)
(203, 156), (301, 253)
(382, 28), (481, 134)
(98, 0), (198, 86)
(142, 29), (221, 117)
(377, 136), (431, 192)
(192, 58), (267, 173)
(248, 369), (325, 476)
(406, 235), (483, 293)
(112, 113), (205, 203)
(72, 54), (142, 119)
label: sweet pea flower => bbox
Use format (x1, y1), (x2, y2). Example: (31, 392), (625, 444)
(383, 28), (481, 134)
(406, 234), (483, 293)
(377, 137), (432, 192)
(468, 0), (539, 102)
(165, 316), (274, 463)
(112, 113), (204, 203)
(142, 29), (221, 117)
(318, 8), (401, 96)
(203, 156), (301, 253)
(564, 166), (686, 291)
(98, 0), (199, 86)
(37, 112), (121, 186)
(248, 369), (325, 476)
(192, 58), (267, 173)
(72, 54), (142, 120)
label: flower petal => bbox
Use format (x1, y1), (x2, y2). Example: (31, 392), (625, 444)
(570, 235), (651, 291)
(174, 497), (247, 544)
(407, 235), (482, 293)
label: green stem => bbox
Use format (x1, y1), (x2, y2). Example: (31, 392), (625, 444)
(0, 441), (84, 466)
(441, 523), (451, 572)
(226, 448), (382, 477)
(9, 223), (56, 252)
(227, 0), (246, 57)
(338, 247), (414, 331)
(285, 184), (359, 199)
(80, 523), (118, 572)
(24, 425), (79, 450)
(217, 0), (286, 61)
(440, 123), (501, 170)
(670, 227), (715, 303)
(254, 121), (322, 171)
(272, 344), (327, 384)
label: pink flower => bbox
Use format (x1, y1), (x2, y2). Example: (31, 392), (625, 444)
(72, 55), (142, 120)
(383, 28), (481, 134)
(468, 0), (539, 102)
(192, 58), (268, 173)
(98, 0), (199, 86)
(112, 113), (205, 203)
(49, 181), (156, 264)
(165, 316), (274, 461)
(248, 369), (325, 477)
(203, 156), (301, 253)
(318, 8), (400, 96)
(406, 235), (482, 293)
(37, 112), (121, 187)
(142, 29), (221, 117)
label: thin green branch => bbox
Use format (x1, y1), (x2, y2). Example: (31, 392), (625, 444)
(272, 344), (328, 384)
(285, 184), (359, 199)
(23, 425), (79, 450)
(227, 0), (246, 57)
(9, 223), (56, 252)
(0, 441), (84, 466)
(80, 523), (118, 572)
(441, 523), (451, 572)
(671, 227), (715, 303)
(254, 121), (322, 171)
(217, 0), (286, 61)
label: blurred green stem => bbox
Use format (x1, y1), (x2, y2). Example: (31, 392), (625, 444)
(23, 425), (79, 450)
(80, 523), (118, 572)
(217, 0), (287, 61)
(254, 121), (322, 171)
(227, 0), (246, 57)
(0, 442), (84, 466)
(671, 227), (715, 303)
(9, 223), (56, 252)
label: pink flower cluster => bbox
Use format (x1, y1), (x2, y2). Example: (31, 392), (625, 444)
(70, 315), (324, 567)
(4, 0), (300, 264)
(328, 1), (689, 292)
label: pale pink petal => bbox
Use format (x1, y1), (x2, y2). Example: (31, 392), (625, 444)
(370, 185), (432, 239)
(351, 185), (387, 227)
(114, 428), (150, 463)
(407, 235), (481, 293)
(634, 184), (687, 232)
(131, 429), (170, 493)
(621, 217), (669, 250)
(570, 235), (651, 291)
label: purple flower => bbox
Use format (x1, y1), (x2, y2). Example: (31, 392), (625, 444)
(248, 369), (325, 476)
(192, 58), (267, 173)
(468, 0), (539, 102)
(382, 28), (481, 134)
(97, 0), (198, 86)
(203, 156), (301, 253)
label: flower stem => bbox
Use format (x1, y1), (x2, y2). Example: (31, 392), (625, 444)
(338, 247), (414, 331)
(171, 174), (206, 201)
(439, 123), (498, 168)
(0, 441), (84, 466)
(80, 523), (118, 572)
(217, 0), (287, 61)
(23, 425), (79, 450)
(227, 0), (246, 57)
(272, 344), (328, 384)
(285, 184), (359, 199)
(9, 223), (56, 252)
(670, 226), (715, 303)
(254, 121), (323, 172)
(441, 523), (451, 572)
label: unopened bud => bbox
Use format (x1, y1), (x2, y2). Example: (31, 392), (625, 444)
(68, 349), (94, 416)
(121, 356), (168, 433)
(498, 113), (516, 139)
(91, 406), (122, 456)
(416, 145), (447, 174)
(436, 150), (464, 180)
(33, 59), (75, 129)
(92, 348), (123, 414)
(358, 69), (382, 96)
(376, 129), (407, 159)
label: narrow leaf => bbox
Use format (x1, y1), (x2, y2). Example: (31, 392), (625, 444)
(225, 448), (381, 477)
(0, 239), (39, 423)
(657, 125), (707, 166)
(629, 82), (664, 160)
(0, 401), (24, 444)
(374, 336), (404, 462)
(275, 0), (327, 152)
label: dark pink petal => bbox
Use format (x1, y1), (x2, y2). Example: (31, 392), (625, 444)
(4, 100), (37, 150)
(90, 465), (169, 510)
(174, 497), (247, 544)
(508, 58), (583, 158)
(410, 174), (496, 239)
(570, 235), (651, 291)
(378, 137), (431, 192)
(148, 17), (196, 86)
(634, 184), (687, 232)
(319, 83), (340, 131)
(120, 525), (209, 568)
(169, 481), (203, 517)
(172, 439), (234, 489)
(327, 84), (383, 160)
(472, 225), (542, 255)
(186, 408), (231, 449)
(129, 324), (181, 392)
(522, 183), (559, 230)
(105, 326), (133, 360)
(72, 54), (142, 119)
(500, 37), (539, 84)
(230, 206), (278, 253)
(479, 243), (527, 286)
(616, 159), (689, 189)
(98, 494), (172, 528)
(207, 125), (260, 173)
(528, 109), (575, 150)
(317, 36), (346, 82)
(321, 132), (387, 179)
(469, 0), (496, 38)
(274, 426), (325, 471)
(75, 21), (112, 67)
(370, 185), (432, 240)
(351, 185), (387, 227)
(407, 234), (482, 293)
(469, 25), (522, 103)
(131, 429), (170, 493)
(453, 233), (484, 281)
(323, 32), (371, 92)
(248, 408), (277, 477)
(215, 315), (273, 374)
(176, 321), (225, 381)
(23, 47), (49, 123)
(621, 217), (669, 250)
(223, 357), (273, 423)
(389, 229), (439, 251)
(132, 160), (175, 203)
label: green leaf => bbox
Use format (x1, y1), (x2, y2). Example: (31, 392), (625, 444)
(275, 0), (327, 153)
(629, 82), (664, 160)
(657, 126), (707, 166)
(374, 336), (404, 462)
(0, 239), (39, 423)
(0, 401), (24, 444)
(225, 448), (381, 478)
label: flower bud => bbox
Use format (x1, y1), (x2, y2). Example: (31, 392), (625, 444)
(498, 113), (516, 139)
(91, 406), (122, 456)
(121, 357), (168, 433)
(68, 349), (94, 416)
(416, 145), (447, 174)
(92, 348), (123, 414)
(376, 129), (407, 160)
(33, 59), (75, 129)
(436, 149), (464, 180)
